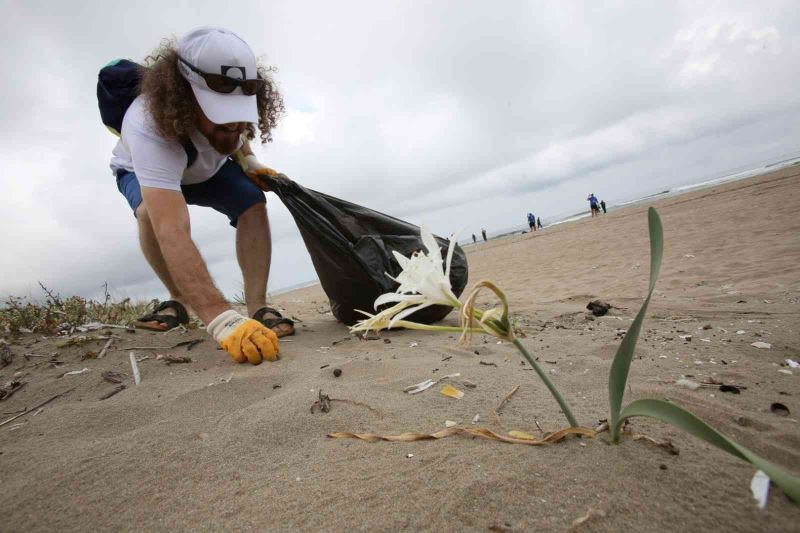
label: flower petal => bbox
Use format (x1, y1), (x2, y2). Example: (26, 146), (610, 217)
(388, 302), (433, 328)
(444, 233), (458, 280)
(420, 225), (442, 266)
(374, 292), (425, 309)
(392, 250), (411, 270)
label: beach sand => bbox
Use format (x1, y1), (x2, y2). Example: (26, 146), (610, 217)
(1, 166), (799, 532)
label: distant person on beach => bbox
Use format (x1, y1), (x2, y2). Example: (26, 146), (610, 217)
(482, 228), (487, 241)
(107, 27), (292, 365)
(600, 200), (607, 214)
(537, 216), (542, 230)
(588, 193), (600, 217)
(472, 234), (477, 244)
(527, 212), (536, 231)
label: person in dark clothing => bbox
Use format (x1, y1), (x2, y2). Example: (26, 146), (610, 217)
(588, 193), (600, 217)
(537, 216), (543, 229)
(472, 233), (477, 244)
(481, 228), (487, 241)
(600, 200), (607, 214)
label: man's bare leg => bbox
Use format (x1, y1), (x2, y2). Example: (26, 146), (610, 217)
(136, 205), (189, 325)
(236, 203), (293, 336)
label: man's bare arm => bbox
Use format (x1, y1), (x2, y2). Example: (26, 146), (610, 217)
(140, 186), (230, 324)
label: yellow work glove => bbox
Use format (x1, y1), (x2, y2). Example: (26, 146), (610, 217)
(240, 154), (282, 178)
(236, 153), (288, 192)
(206, 310), (280, 364)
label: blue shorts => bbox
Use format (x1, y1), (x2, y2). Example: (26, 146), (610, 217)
(116, 158), (266, 227)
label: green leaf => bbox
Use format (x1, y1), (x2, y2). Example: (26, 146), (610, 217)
(606, 209), (800, 504)
(617, 399), (800, 502)
(609, 207), (663, 440)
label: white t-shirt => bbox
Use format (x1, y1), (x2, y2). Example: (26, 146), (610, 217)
(109, 96), (242, 190)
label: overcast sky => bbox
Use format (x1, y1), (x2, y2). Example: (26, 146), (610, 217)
(2, 1), (799, 304)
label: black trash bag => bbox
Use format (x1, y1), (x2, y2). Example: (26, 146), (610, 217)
(250, 173), (469, 326)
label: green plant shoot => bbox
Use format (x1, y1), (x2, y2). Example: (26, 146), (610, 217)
(608, 207), (800, 502)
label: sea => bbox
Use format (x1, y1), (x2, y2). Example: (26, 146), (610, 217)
(479, 155), (800, 242)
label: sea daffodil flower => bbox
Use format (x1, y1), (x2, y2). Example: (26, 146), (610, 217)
(349, 225), (578, 427)
(352, 225), (461, 332)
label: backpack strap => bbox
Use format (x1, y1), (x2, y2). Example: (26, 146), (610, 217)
(179, 136), (198, 167)
(115, 136), (197, 179)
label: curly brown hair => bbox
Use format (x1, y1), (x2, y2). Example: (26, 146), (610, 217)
(139, 38), (284, 144)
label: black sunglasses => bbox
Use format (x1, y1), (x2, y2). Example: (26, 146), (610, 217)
(177, 55), (264, 96)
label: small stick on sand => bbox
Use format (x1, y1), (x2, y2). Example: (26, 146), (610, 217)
(0, 381), (27, 401)
(310, 390), (331, 413)
(122, 339), (202, 351)
(97, 337), (115, 359)
(129, 352), (141, 385)
(330, 398), (383, 417)
(123, 345), (171, 351)
(0, 387), (76, 429)
(101, 371), (124, 384)
(495, 385), (520, 415)
(56, 334), (120, 348)
(104, 324), (135, 331)
(99, 385), (126, 400)
(632, 433), (679, 455)
(162, 355), (192, 365)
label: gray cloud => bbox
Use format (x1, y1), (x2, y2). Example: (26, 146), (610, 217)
(1, 1), (799, 303)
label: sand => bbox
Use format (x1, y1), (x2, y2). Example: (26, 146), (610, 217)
(1, 167), (799, 532)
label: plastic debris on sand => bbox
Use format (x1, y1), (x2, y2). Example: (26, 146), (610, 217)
(441, 384), (464, 399)
(751, 470), (770, 509)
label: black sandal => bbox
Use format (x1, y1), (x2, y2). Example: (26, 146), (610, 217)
(134, 300), (190, 331)
(252, 306), (295, 337)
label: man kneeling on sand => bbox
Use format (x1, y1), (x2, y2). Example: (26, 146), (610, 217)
(109, 27), (293, 364)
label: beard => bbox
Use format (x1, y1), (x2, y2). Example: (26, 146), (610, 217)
(208, 128), (242, 155)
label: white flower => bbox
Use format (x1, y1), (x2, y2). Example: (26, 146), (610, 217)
(351, 225), (460, 332)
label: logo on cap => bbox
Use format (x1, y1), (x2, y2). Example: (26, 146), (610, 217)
(221, 65), (246, 80)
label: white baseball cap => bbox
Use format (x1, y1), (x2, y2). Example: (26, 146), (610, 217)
(177, 26), (259, 125)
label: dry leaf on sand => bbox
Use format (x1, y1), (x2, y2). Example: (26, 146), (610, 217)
(328, 426), (595, 445)
(508, 430), (537, 440)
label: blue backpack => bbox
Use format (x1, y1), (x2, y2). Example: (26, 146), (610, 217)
(97, 59), (197, 165)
